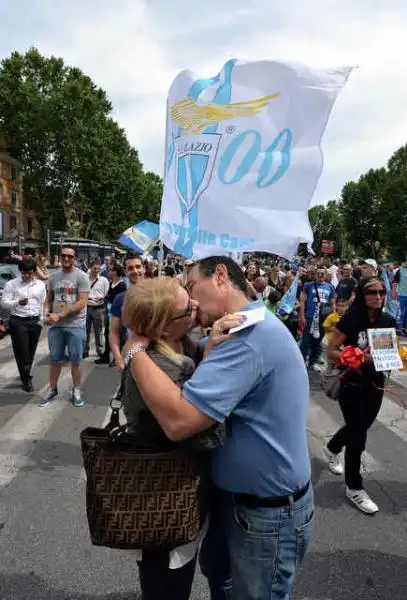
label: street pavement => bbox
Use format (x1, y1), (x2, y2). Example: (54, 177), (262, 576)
(0, 331), (407, 599)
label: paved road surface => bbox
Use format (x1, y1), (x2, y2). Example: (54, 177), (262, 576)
(0, 331), (407, 599)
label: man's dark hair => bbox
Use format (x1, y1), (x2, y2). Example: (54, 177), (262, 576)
(268, 289), (282, 305)
(19, 258), (36, 273)
(123, 252), (142, 267)
(61, 245), (77, 256)
(90, 259), (101, 267)
(195, 256), (247, 292)
(111, 263), (125, 278)
(23, 247), (33, 256)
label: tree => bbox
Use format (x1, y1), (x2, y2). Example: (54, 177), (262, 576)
(308, 200), (344, 255)
(340, 168), (388, 257)
(0, 47), (159, 241)
(143, 171), (163, 222)
(379, 145), (407, 261)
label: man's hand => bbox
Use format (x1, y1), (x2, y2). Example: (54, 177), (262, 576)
(48, 313), (60, 324)
(18, 298), (28, 306)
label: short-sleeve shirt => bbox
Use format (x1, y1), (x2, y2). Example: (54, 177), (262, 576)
(182, 301), (311, 498)
(111, 291), (129, 342)
(111, 291), (125, 319)
(303, 282), (335, 318)
(336, 277), (358, 301)
(336, 309), (396, 384)
(49, 268), (90, 327)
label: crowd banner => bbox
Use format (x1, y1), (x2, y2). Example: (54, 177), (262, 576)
(159, 59), (353, 260)
(382, 268), (400, 322)
(118, 220), (159, 254)
(277, 272), (300, 318)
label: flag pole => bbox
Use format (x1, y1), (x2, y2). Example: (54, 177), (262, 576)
(158, 95), (171, 277)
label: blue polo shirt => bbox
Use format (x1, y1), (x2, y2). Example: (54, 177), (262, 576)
(182, 302), (310, 497)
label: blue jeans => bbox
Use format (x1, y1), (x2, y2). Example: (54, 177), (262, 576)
(48, 326), (85, 364)
(399, 296), (407, 331)
(200, 484), (314, 600)
(300, 318), (324, 366)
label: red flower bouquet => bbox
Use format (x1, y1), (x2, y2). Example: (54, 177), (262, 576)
(339, 346), (365, 370)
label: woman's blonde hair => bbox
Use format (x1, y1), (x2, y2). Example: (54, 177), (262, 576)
(122, 277), (183, 364)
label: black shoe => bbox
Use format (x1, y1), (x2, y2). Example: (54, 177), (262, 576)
(94, 356), (110, 365)
(83, 351), (89, 359)
(23, 381), (34, 393)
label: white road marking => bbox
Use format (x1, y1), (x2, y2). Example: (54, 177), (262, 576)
(0, 366), (93, 490)
(0, 337), (50, 384)
(0, 334), (12, 351)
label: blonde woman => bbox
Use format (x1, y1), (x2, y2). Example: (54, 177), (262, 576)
(121, 277), (225, 600)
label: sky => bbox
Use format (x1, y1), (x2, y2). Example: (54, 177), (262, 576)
(1, 0), (407, 206)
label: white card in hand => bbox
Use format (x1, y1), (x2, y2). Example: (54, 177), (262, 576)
(229, 306), (266, 333)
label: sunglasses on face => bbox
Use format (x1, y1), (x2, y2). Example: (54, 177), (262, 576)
(171, 299), (193, 321)
(60, 254), (75, 260)
(364, 289), (386, 297)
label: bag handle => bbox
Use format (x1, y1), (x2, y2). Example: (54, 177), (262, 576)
(105, 349), (138, 435)
(105, 364), (128, 433)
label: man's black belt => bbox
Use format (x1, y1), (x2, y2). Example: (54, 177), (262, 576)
(87, 304), (105, 309)
(234, 481), (310, 509)
(10, 315), (39, 320)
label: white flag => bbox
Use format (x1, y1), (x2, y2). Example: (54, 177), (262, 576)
(160, 59), (353, 259)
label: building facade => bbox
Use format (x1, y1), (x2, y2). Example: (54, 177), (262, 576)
(0, 152), (40, 257)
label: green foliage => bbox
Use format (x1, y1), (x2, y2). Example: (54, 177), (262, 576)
(308, 200), (344, 254)
(340, 168), (387, 257)
(0, 47), (162, 241)
(309, 146), (407, 260)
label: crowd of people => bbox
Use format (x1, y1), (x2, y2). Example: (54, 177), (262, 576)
(1, 245), (406, 599)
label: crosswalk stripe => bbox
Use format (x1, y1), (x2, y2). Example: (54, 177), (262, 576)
(0, 337), (50, 385)
(307, 398), (384, 473)
(0, 334), (12, 351)
(0, 364), (95, 490)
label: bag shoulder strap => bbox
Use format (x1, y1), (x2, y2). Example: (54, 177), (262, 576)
(105, 349), (140, 433)
(314, 282), (321, 304)
(105, 362), (128, 432)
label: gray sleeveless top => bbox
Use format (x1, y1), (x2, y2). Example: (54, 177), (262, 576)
(122, 343), (226, 451)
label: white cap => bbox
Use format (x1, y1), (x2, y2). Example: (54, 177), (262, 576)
(362, 259), (378, 269)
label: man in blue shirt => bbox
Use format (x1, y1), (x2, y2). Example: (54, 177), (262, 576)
(128, 256), (313, 600)
(109, 254), (145, 371)
(299, 267), (336, 371)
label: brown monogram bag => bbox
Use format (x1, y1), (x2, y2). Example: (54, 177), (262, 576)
(80, 380), (210, 550)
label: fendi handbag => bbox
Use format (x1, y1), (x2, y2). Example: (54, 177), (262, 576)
(80, 378), (210, 551)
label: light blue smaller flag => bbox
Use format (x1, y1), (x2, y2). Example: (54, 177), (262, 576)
(277, 272), (300, 318)
(118, 220), (159, 254)
(382, 268), (399, 321)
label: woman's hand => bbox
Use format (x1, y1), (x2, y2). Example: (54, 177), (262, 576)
(204, 313), (245, 357)
(363, 347), (374, 363)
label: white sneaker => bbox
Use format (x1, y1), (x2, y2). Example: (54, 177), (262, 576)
(323, 446), (344, 475)
(310, 363), (322, 372)
(346, 488), (379, 514)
